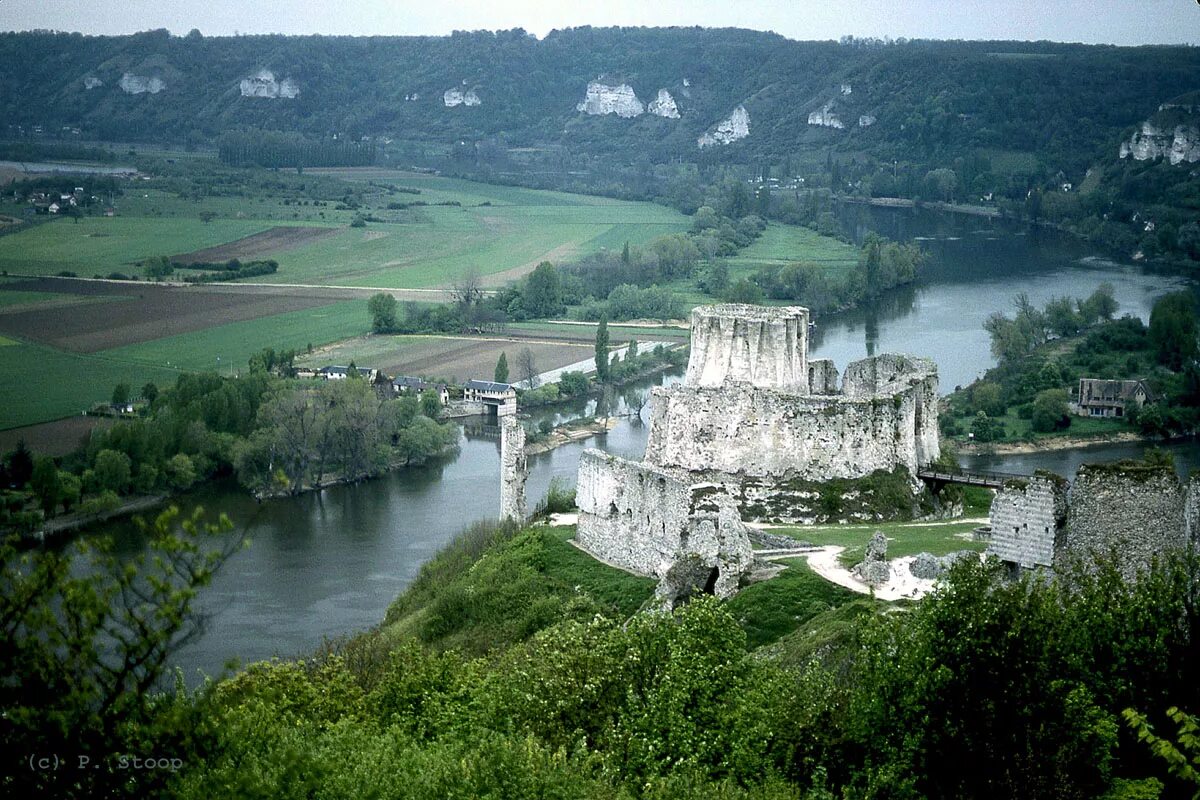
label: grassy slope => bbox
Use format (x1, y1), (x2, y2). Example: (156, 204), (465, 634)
(0, 340), (179, 429)
(766, 519), (987, 567)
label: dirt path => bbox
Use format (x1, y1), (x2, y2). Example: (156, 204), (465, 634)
(790, 546), (938, 602)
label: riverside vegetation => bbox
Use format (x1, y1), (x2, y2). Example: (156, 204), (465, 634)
(942, 287), (1200, 444)
(0, 352), (456, 533)
(4, 510), (1200, 798)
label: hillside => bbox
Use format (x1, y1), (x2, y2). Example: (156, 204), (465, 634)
(3, 28), (1198, 175)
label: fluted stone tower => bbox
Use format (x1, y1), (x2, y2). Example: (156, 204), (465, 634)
(684, 304), (809, 393)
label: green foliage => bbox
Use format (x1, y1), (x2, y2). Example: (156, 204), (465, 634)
(1124, 706), (1200, 794)
(367, 292), (399, 334)
(93, 448), (132, 494)
(1149, 291), (1199, 370)
(725, 561), (858, 649)
(110, 381), (131, 408)
(0, 506), (242, 797)
(29, 457), (61, 516)
(522, 261), (565, 318)
(493, 351), (508, 383)
(1031, 387), (1071, 432)
(594, 314), (610, 382)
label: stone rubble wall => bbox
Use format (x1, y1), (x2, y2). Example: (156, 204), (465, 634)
(1185, 475), (1200, 549)
(987, 475), (1068, 570)
(499, 415), (527, 521)
(575, 450), (751, 600)
(684, 304), (809, 393)
(1061, 465), (1187, 578)
(643, 381), (928, 481)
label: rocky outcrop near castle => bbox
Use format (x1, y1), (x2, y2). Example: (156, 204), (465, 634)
(240, 70), (300, 99)
(1119, 95), (1200, 165)
(119, 73), (166, 95)
(576, 81), (644, 117)
(443, 87), (482, 107)
(808, 102), (844, 129)
(697, 106), (750, 147)
(647, 89), (680, 119)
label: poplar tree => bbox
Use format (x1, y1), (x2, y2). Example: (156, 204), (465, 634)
(595, 315), (610, 382)
(494, 352), (509, 383)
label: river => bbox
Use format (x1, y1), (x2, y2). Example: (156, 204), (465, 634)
(89, 205), (1198, 681)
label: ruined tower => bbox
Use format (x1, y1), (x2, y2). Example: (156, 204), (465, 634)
(499, 414), (528, 522)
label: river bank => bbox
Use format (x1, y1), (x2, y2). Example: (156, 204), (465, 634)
(955, 430), (1181, 456)
(525, 417), (620, 455)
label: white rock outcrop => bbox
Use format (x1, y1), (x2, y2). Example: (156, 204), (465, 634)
(240, 70), (300, 99)
(119, 73), (165, 95)
(697, 105), (750, 148)
(648, 89), (680, 119)
(840, 83), (853, 95)
(443, 88), (481, 107)
(576, 81), (644, 117)
(83, 76), (103, 90)
(1119, 121), (1200, 165)
(859, 114), (877, 127)
(808, 102), (844, 129)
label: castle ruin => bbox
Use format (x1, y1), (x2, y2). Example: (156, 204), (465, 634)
(499, 414), (528, 522)
(575, 304), (941, 602)
(987, 461), (1200, 579)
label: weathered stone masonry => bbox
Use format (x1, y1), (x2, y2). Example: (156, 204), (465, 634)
(575, 303), (941, 600)
(499, 414), (528, 522)
(986, 462), (1199, 578)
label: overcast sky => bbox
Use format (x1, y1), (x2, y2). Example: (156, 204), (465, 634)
(0, 0), (1196, 45)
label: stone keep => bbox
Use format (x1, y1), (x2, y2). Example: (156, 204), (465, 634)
(574, 303), (941, 598)
(499, 415), (527, 522)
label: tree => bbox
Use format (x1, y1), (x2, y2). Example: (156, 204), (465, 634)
(517, 347), (539, 389)
(1031, 388), (1071, 433)
(1079, 283), (1119, 324)
(0, 506), (241, 797)
(595, 315), (610, 382)
(58, 473), (81, 513)
(494, 352), (509, 383)
(971, 411), (1003, 442)
(111, 382), (131, 409)
(558, 371), (589, 396)
(450, 266), (484, 310)
(164, 453), (197, 490)
(143, 256), (173, 280)
(1149, 291), (1198, 370)
(724, 278), (765, 304)
(626, 338), (639, 371)
(199, 210), (217, 223)
(93, 449), (131, 494)
(30, 457), (61, 516)
(420, 389), (442, 419)
(5, 440), (33, 487)
(141, 382), (159, 405)
(524, 262), (563, 319)
(368, 292), (398, 333)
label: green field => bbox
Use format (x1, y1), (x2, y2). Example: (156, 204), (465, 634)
(0, 341), (180, 429)
(0, 216), (272, 276)
(0, 174), (689, 289)
(725, 223), (860, 281)
(100, 300), (369, 373)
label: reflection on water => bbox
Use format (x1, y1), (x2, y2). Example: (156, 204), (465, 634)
(86, 205), (1198, 681)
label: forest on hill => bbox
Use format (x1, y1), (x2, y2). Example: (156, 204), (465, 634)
(3, 28), (1198, 264)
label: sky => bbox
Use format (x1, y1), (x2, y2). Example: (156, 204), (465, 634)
(0, 0), (1196, 45)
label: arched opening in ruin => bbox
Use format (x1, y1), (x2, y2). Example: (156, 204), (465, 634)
(702, 566), (720, 595)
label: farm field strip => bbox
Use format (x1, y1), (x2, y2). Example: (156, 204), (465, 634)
(726, 223), (860, 278)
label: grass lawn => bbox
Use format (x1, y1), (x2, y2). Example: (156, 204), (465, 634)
(506, 321), (689, 341)
(725, 223), (860, 281)
(99, 299), (369, 373)
(725, 560), (859, 648)
(0, 340), (179, 430)
(765, 519), (988, 568)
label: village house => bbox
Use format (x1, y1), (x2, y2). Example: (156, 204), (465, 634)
(1075, 378), (1154, 418)
(392, 376), (449, 405)
(309, 365), (381, 382)
(463, 379), (517, 417)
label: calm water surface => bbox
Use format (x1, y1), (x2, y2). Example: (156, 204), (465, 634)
(92, 206), (1198, 680)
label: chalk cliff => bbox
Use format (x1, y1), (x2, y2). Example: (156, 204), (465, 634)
(1119, 97), (1200, 165)
(119, 73), (165, 95)
(648, 89), (680, 119)
(240, 70), (300, 99)
(577, 81), (644, 117)
(443, 88), (482, 107)
(697, 105), (750, 148)
(808, 102), (844, 129)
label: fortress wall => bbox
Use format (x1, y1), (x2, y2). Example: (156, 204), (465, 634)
(499, 415), (528, 521)
(684, 305), (809, 393)
(575, 450), (751, 598)
(1062, 464), (1187, 578)
(643, 382), (925, 480)
(987, 475), (1068, 570)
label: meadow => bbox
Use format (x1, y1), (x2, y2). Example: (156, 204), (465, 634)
(724, 223), (860, 282)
